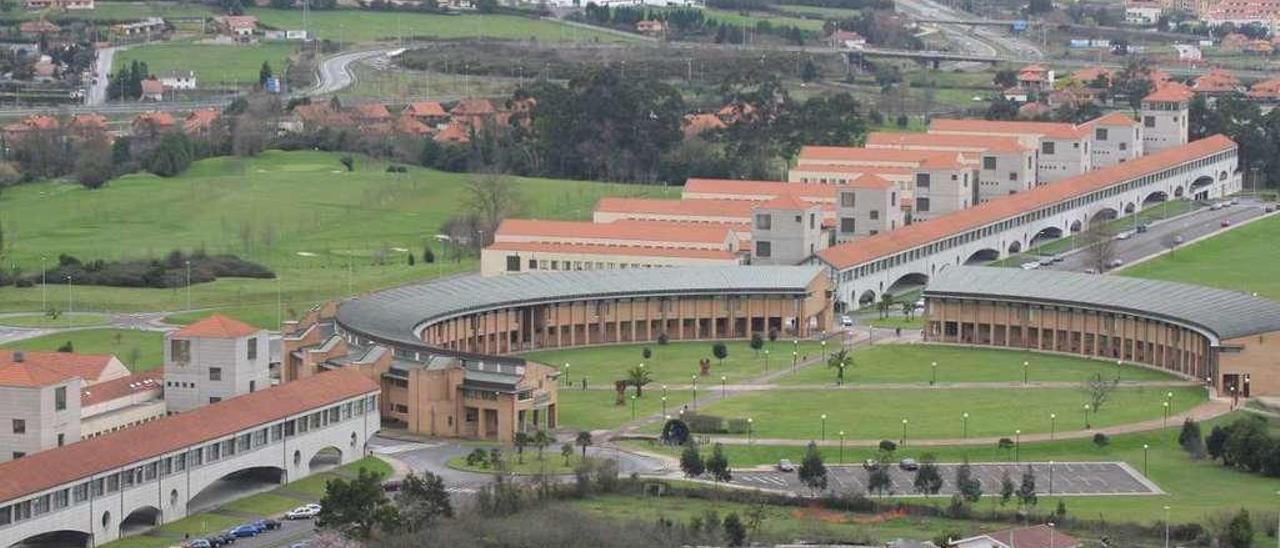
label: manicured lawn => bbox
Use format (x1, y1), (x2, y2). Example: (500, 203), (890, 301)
(0, 150), (677, 314)
(2, 328), (164, 372)
(113, 42), (297, 86)
(447, 451), (583, 475)
(776, 4), (862, 18)
(865, 315), (924, 330)
(521, 340), (829, 387)
(1124, 212), (1280, 300)
(1001, 199), (1202, 262)
(777, 344), (1178, 385)
(556, 389), (694, 431)
(701, 7), (827, 31)
(679, 386), (1205, 440)
(287, 455), (393, 497)
(0, 312), (110, 328)
(164, 305), (300, 330)
(248, 8), (633, 44)
(58, 2), (216, 21)
(626, 412), (1280, 526)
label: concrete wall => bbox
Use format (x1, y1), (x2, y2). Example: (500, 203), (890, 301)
(479, 248), (740, 277)
(751, 205), (823, 265)
(1141, 101), (1189, 154)
(977, 150), (1037, 202)
(836, 186), (902, 242)
(165, 333), (270, 414)
(0, 380), (81, 463)
(1037, 136), (1092, 182)
(1091, 124), (1144, 168)
(911, 168), (972, 221)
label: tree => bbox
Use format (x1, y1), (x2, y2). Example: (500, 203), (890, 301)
(259, 61), (274, 88)
(1028, 0), (1052, 14)
(913, 454), (943, 497)
(339, 155), (354, 172)
(626, 364), (652, 397)
(749, 333), (764, 356)
(827, 348), (853, 385)
(797, 441), (828, 495)
(706, 443), (732, 483)
(1226, 508), (1254, 548)
(317, 468), (398, 538)
(1017, 466), (1038, 510)
(999, 470), (1015, 506)
(465, 448), (488, 468)
(561, 443), (574, 466)
(723, 512), (747, 547)
(985, 94), (1020, 121)
(712, 342), (728, 365)
(465, 171), (523, 244)
(1208, 425), (1230, 462)
(1093, 432), (1110, 448)
(642, 347), (652, 360)
(1081, 223), (1118, 273)
(513, 432), (530, 464)
(394, 471), (453, 533)
(955, 459), (983, 503)
(800, 59), (819, 82)
(867, 461), (892, 496)
(147, 133), (194, 177)
(878, 292), (894, 319)
(423, 244), (435, 264)
(1111, 59), (1155, 114)
(576, 430), (593, 458)
(1179, 418), (1206, 458)
(993, 68), (1018, 88)
(1084, 372), (1119, 414)
(74, 132), (114, 189)
(878, 439), (898, 456)
(56, 341), (74, 353)
(680, 443), (705, 477)
(532, 430), (552, 461)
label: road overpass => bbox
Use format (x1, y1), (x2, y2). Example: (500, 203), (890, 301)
(812, 135), (1241, 309)
(0, 369), (380, 547)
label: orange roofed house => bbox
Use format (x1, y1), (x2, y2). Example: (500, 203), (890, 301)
(163, 314), (270, 414)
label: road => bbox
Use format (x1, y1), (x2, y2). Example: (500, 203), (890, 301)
(86, 46), (118, 107)
(895, 0), (1042, 69)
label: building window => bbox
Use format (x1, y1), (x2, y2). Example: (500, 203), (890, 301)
(869, 210), (880, 220)
(1041, 141), (1055, 154)
(209, 367), (222, 382)
(528, 259), (538, 270)
(11, 452), (24, 460)
(915, 173), (930, 188)
(55, 386), (66, 411)
(1008, 172), (1018, 181)
(1119, 142), (1127, 151)
(840, 192), (856, 207)
(755, 241), (772, 258)
(57, 433), (64, 447)
(1096, 128), (1108, 141)
(209, 397), (222, 404)
(916, 198), (931, 212)
(506, 255), (521, 272)
(171, 339), (191, 364)
(247, 337), (257, 360)
(840, 217), (856, 233)
(754, 213), (772, 230)
(11, 419), (24, 434)
(1144, 116), (1155, 128)
(983, 156), (996, 170)
(249, 380), (256, 393)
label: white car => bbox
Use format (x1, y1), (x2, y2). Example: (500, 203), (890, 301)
(1114, 231), (1132, 240)
(285, 506), (320, 520)
(1020, 262), (1040, 270)
(840, 315), (854, 327)
(776, 459), (796, 472)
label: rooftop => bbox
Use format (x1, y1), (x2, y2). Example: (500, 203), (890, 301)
(928, 119), (1089, 140)
(336, 266), (824, 347)
(495, 219), (733, 245)
(866, 132), (1030, 153)
(797, 146), (966, 169)
(1087, 111), (1139, 127)
(81, 370), (163, 407)
(171, 314), (261, 338)
(0, 368), (379, 503)
(484, 241), (739, 260)
(683, 178), (840, 200)
(759, 193), (815, 210)
(1143, 82), (1193, 103)
(595, 197), (757, 218)
(0, 351), (117, 388)
(926, 267), (1280, 341)
(816, 135), (1236, 269)
(850, 173), (895, 190)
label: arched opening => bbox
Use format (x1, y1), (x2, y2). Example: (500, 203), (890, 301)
(1123, 202), (1136, 214)
(886, 273), (928, 295)
(965, 248), (1000, 265)
(1069, 219), (1082, 233)
(1141, 191), (1168, 209)
(1190, 176), (1214, 200)
(1007, 241), (1022, 254)
(119, 506), (162, 537)
(310, 446), (343, 473)
(857, 290), (877, 307)
(1089, 208), (1118, 227)
(12, 529), (91, 548)
(187, 466), (286, 514)
(1029, 226), (1063, 248)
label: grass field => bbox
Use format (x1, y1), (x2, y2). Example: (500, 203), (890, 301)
(521, 340), (828, 387)
(776, 344), (1177, 385)
(57, 2), (215, 21)
(447, 451), (582, 475)
(997, 200), (1201, 266)
(0, 150), (677, 321)
(774, 4), (862, 18)
(248, 8), (634, 44)
(1, 329), (164, 371)
(700, 7), (827, 31)
(0, 313), (110, 328)
(113, 41), (296, 86)
(1124, 212), (1280, 300)
(677, 386), (1205, 440)
(865, 316), (924, 330)
(556, 389), (695, 431)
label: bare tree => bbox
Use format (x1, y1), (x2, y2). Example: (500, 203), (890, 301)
(1081, 223), (1117, 272)
(464, 171), (523, 246)
(1083, 372), (1119, 414)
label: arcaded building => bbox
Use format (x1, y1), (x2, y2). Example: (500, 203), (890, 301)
(924, 267), (1280, 396)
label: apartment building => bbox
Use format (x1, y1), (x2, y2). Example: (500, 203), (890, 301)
(163, 315), (270, 414)
(928, 119), (1093, 183)
(1141, 83), (1192, 154)
(750, 194), (825, 265)
(865, 132), (1035, 203)
(592, 197), (757, 225)
(682, 178), (840, 205)
(793, 146), (970, 219)
(1086, 112), (1144, 168)
(834, 174), (904, 243)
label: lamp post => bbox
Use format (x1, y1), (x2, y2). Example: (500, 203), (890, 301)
(564, 363), (570, 386)
(764, 349), (770, 373)
(1050, 413), (1057, 440)
(902, 418), (909, 446)
(39, 255), (46, 313)
(792, 350), (798, 372)
(820, 413), (827, 441)
(931, 361), (937, 386)
(1116, 359), (1123, 381)
(691, 375), (698, 410)
(1162, 401), (1170, 427)
(1083, 403), (1091, 429)
(839, 430), (846, 463)
(822, 339), (827, 359)
(1048, 460), (1054, 494)
(721, 375), (727, 399)
(185, 259), (192, 310)
(661, 396), (667, 417)
(962, 412), (969, 439)
(747, 417), (753, 444)
(1143, 443), (1151, 476)
(1164, 505), (1172, 548)
(1023, 360), (1029, 385)
(662, 385), (668, 398)
(1048, 522), (1056, 548)
(630, 394), (637, 420)
(65, 275), (72, 315)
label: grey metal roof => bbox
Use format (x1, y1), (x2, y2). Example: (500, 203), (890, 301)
(336, 266), (824, 347)
(926, 267), (1280, 341)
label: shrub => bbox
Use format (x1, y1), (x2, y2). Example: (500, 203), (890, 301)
(726, 418), (750, 434)
(657, 333), (669, 345)
(1093, 433), (1110, 448)
(685, 413), (726, 434)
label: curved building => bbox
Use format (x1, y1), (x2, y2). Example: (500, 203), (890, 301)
(284, 266), (832, 442)
(923, 267), (1280, 396)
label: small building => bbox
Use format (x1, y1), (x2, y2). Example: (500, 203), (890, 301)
(402, 101), (448, 124)
(112, 17), (166, 37)
(25, 0), (93, 9)
(159, 70), (196, 91)
(1247, 77), (1280, 102)
(68, 113), (107, 140)
(826, 30), (866, 49)
(351, 102), (392, 124)
(1192, 68), (1240, 95)
(433, 121), (471, 144)
(1016, 64), (1054, 93)
(131, 111), (176, 138)
(635, 19), (666, 36)
(3, 115), (59, 144)
(183, 108), (219, 136)
(750, 194), (825, 266)
(215, 15), (258, 39)
(1124, 0), (1162, 26)
(950, 524), (1079, 548)
(18, 20), (60, 35)
(1174, 43), (1202, 61)
(139, 78), (164, 101)
(395, 114), (432, 136)
(163, 314), (271, 414)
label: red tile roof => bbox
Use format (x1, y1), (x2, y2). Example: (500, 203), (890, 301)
(1087, 111), (1139, 127)
(1072, 66), (1113, 83)
(434, 122), (470, 144)
(352, 103), (392, 120)
(682, 113), (727, 137)
(1248, 77), (1280, 99)
(789, 164), (914, 176)
(70, 113), (107, 130)
(140, 79), (165, 95)
(184, 108), (219, 133)
(798, 146), (966, 169)
(452, 99), (497, 116)
(866, 132), (1030, 153)
(496, 219), (733, 245)
(172, 314), (260, 338)
(395, 114), (432, 136)
(404, 101), (446, 118)
(81, 370), (163, 407)
(983, 525), (1080, 548)
(759, 193), (813, 210)
(0, 368), (379, 503)
(929, 118), (1088, 139)
(0, 351), (116, 387)
(817, 135), (1236, 269)
(1143, 82), (1193, 103)
(134, 111), (175, 127)
(682, 178), (840, 201)
(595, 197), (757, 218)
(485, 241), (739, 260)
(1192, 68), (1240, 93)
(850, 173), (894, 190)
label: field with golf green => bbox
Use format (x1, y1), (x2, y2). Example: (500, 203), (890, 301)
(1123, 213), (1280, 300)
(113, 42), (296, 86)
(0, 150), (677, 325)
(1, 329), (164, 372)
(778, 344), (1178, 385)
(674, 385), (1205, 440)
(247, 8), (635, 44)
(521, 340), (828, 386)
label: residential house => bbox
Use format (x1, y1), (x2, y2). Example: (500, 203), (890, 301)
(825, 30), (866, 49)
(3, 115), (58, 144)
(351, 102), (392, 124)
(1016, 64), (1054, 93)
(183, 108), (219, 136)
(402, 101), (448, 125)
(717, 101), (756, 124)
(25, 0), (93, 9)
(68, 113), (107, 141)
(1191, 68), (1241, 95)
(394, 114), (432, 136)
(286, 102), (355, 133)
(1125, 0), (1163, 25)
(215, 15), (258, 40)
(950, 525), (1079, 548)
(433, 122), (471, 144)
(112, 17), (166, 38)
(450, 98), (500, 130)
(1248, 77), (1280, 101)
(159, 70), (196, 91)
(131, 111), (176, 140)
(139, 78), (164, 101)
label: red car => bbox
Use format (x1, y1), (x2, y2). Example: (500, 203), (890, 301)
(1221, 219), (1232, 227)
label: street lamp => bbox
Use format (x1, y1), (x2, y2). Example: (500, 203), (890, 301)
(721, 375), (727, 399)
(1116, 359), (1123, 381)
(1048, 460), (1054, 494)
(1163, 505), (1171, 548)
(962, 412), (969, 439)
(902, 418), (909, 446)
(1083, 403), (1091, 429)
(792, 350), (798, 372)
(1162, 401), (1170, 427)
(691, 374), (698, 409)
(1023, 360), (1029, 385)
(820, 413), (827, 441)
(662, 384), (668, 398)
(661, 396), (667, 416)
(1143, 443), (1150, 476)
(630, 394), (637, 420)
(39, 255), (46, 313)
(185, 259), (192, 310)
(839, 430), (846, 463)
(1050, 413), (1057, 440)
(764, 349), (770, 373)
(931, 361), (937, 386)
(1015, 429), (1021, 462)
(822, 339), (828, 359)
(747, 417), (754, 444)
(564, 363), (570, 385)
(65, 275), (72, 315)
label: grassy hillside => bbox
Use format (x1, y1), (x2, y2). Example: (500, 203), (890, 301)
(0, 150), (677, 319)
(1123, 213), (1280, 300)
(113, 42), (296, 86)
(247, 8), (634, 44)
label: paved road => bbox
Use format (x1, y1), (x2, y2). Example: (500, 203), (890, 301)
(896, 0), (1042, 70)
(728, 461), (1159, 497)
(86, 46), (117, 107)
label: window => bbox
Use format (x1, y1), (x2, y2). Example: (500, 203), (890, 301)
(171, 339), (191, 364)
(914, 173), (930, 188)
(11, 452), (24, 460)
(916, 198), (931, 212)
(809, 213), (815, 229)
(505, 255), (521, 272)
(1119, 142), (1127, 151)
(249, 380), (256, 393)
(55, 387), (66, 411)
(1041, 141), (1055, 154)
(869, 210), (880, 220)
(57, 433), (64, 447)
(840, 192), (856, 207)
(982, 156), (996, 170)
(840, 217), (856, 233)
(209, 397), (222, 404)
(1008, 172), (1018, 181)
(1144, 116), (1155, 128)
(1096, 128), (1108, 141)
(754, 213), (772, 230)
(528, 259), (538, 270)
(209, 367), (222, 381)
(247, 337), (257, 360)
(11, 419), (24, 435)
(755, 241), (772, 258)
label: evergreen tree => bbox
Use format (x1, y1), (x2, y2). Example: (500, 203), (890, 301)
(711, 342), (728, 365)
(955, 459), (983, 503)
(867, 462), (892, 496)
(259, 61), (274, 87)
(394, 471), (453, 533)
(1017, 466), (1038, 510)
(1179, 418), (1206, 458)
(797, 441), (828, 495)
(1226, 508), (1253, 548)
(317, 468), (398, 538)
(147, 133), (194, 177)
(913, 454), (944, 497)
(706, 443), (732, 483)
(723, 512), (747, 547)
(680, 443), (705, 477)
(999, 470), (1015, 506)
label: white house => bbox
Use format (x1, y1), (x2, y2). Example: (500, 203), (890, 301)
(158, 70), (196, 91)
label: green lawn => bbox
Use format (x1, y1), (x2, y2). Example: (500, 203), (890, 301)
(1, 329), (164, 372)
(865, 316), (924, 330)
(556, 389), (695, 431)
(1124, 212), (1280, 300)
(62, 2), (216, 21)
(286, 455), (393, 497)
(447, 451), (583, 475)
(701, 7), (827, 31)
(775, 4), (862, 18)
(113, 42), (296, 86)
(776, 344), (1178, 385)
(0, 150), (677, 316)
(997, 200), (1202, 263)
(521, 340), (829, 387)
(0, 313), (110, 328)
(248, 8), (634, 44)
(164, 305), (296, 329)
(678, 386), (1205, 440)
(220, 492), (303, 515)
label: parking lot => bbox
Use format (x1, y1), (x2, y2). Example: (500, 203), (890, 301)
(730, 461), (1160, 496)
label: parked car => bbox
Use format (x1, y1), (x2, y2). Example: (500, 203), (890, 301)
(1136, 224), (1149, 233)
(1020, 262), (1040, 270)
(183, 540), (212, 548)
(1108, 259), (1125, 269)
(1051, 255), (1064, 263)
(229, 525), (260, 538)
(1174, 235), (1184, 244)
(899, 458), (920, 471)
(1265, 205), (1275, 213)
(304, 503), (322, 513)
(1114, 231), (1133, 240)
(286, 506), (320, 520)
(1230, 197), (1239, 205)
(914, 299), (925, 310)
(211, 533), (237, 545)
(1221, 219), (1232, 227)
(1037, 256), (1054, 266)
(839, 315), (854, 328)
(1211, 202), (1224, 210)
(253, 519), (281, 531)
(776, 459), (795, 472)
(862, 459), (880, 470)
(1084, 268), (1098, 274)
